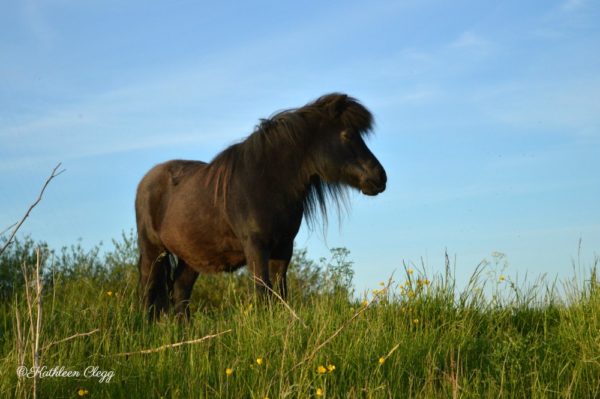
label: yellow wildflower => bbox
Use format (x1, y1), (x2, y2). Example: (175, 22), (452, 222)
(327, 364), (336, 372)
(413, 319), (419, 325)
(317, 365), (327, 374)
(361, 300), (369, 307)
(77, 388), (89, 396)
(256, 357), (264, 366)
(225, 367), (233, 376)
(316, 388), (324, 397)
(499, 275), (505, 282)
(106, 291), (113, 297)
(408, 268), (414, 275)
(378, 357), (385, 365)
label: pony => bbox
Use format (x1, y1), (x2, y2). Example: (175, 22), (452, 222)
(135, 93), (387, 320)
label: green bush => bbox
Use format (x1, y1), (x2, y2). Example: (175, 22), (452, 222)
(0, 236), (50, 300)
(1, 231), (355, 309)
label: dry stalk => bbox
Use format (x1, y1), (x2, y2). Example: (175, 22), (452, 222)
(33, 249), (42, 399)
(18, 249), (44, 399)
(253, 275), (307, 328)
(0, 222), (17, 237)
(20, 263), (35, 371)
(0, 163), (65, 257)
(290, 294), (377, 373)
(111, 329), (231, 357)
(15, 305), (24, 363)
(14, 303), (24, 395)
(42, 329), (100, 351)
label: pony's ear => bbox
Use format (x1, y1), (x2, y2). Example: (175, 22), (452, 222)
(328, 94), (348, 118)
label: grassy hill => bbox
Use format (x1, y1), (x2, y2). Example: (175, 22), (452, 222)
(1, 234), (599, 398)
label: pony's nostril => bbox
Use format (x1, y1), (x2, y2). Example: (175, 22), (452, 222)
(364, 178), (386, 191)
(360, 178), (386, 196)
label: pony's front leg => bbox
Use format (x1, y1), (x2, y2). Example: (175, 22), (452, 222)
(244, 238), (272, 297)
(269, 241), (293, 300)
(268, 259), (289, 299)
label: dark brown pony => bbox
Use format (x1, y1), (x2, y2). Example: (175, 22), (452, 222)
(135, 93), (386, 320)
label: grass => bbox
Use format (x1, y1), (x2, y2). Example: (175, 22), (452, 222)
(1, 248), (599, 398)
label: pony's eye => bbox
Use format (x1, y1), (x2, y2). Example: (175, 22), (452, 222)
(340, 130), (352, 142)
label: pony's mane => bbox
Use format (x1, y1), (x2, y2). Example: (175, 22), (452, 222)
(205, 93), (374, 227)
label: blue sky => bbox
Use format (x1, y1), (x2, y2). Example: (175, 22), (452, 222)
(1, 0), (599, 291)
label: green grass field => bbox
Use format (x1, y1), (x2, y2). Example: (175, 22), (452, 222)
(1, 235), (599, 398)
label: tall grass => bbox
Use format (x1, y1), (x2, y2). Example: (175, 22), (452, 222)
(0, 235), (599, 398)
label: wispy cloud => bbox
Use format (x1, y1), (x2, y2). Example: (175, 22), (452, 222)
(478, 77), (600, 136)
(369, 88), (443, 109)
(2, 2), (434, 151)
(2, 1), (410, 170)
(449, 31), (489, 49)
(21, 0), (57, 48)
(562, 0), (586, 11)
(385, 177), (600, 209)
(0, 128), (236, 173)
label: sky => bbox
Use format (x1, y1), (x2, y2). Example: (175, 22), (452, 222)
(1, 0), (599, 292)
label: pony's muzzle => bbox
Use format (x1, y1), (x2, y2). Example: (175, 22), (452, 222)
(359, 163), (387, 196)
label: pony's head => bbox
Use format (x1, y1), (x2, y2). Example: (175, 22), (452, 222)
(309, 93), (387, 196)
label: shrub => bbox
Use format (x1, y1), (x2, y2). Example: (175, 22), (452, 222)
(1, 231), (355, 308)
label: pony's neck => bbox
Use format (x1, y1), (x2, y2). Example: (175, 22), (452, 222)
(242, 115), (322, 199)
(255, 142), (318, 200)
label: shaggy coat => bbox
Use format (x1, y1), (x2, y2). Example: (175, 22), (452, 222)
(135, 93), (387, 319)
